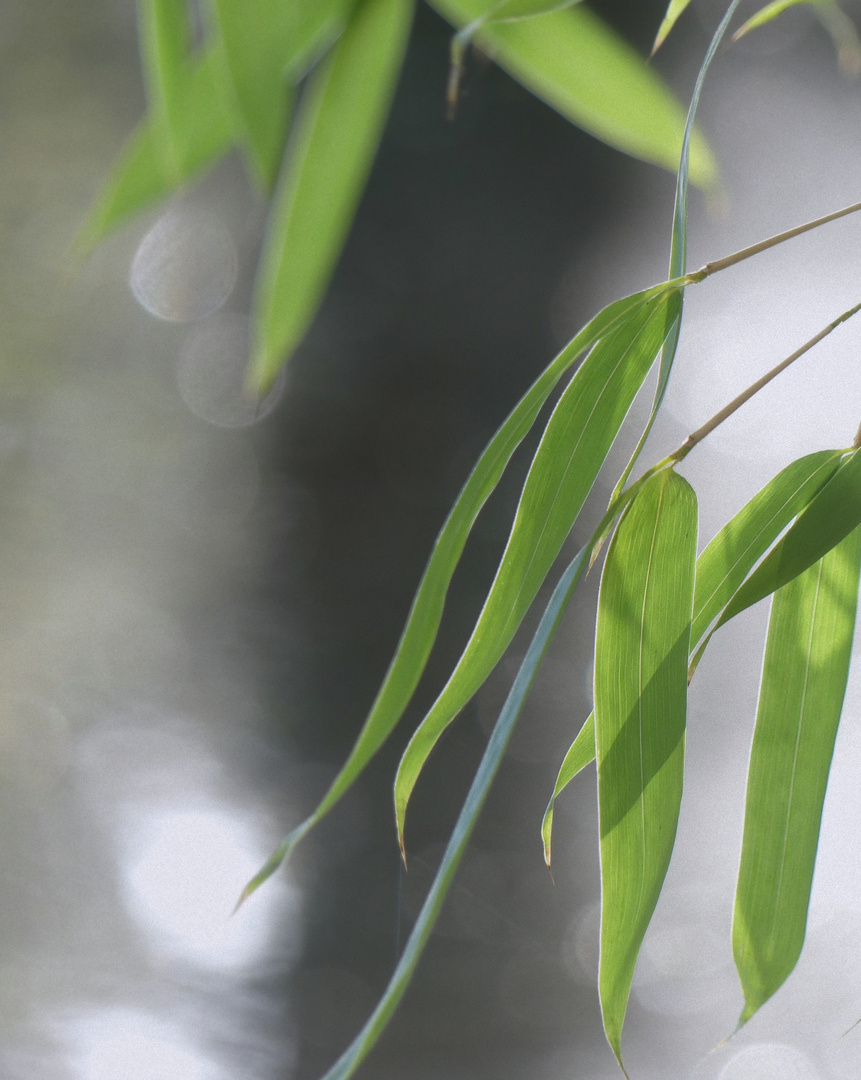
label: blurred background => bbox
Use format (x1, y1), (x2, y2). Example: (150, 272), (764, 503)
(3, 1), (861, 1077)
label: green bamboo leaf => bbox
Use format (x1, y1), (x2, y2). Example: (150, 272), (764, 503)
(138, 0), (194, 181)
(249, 0), (415, 390)
(210, 0), (355, 190)
(77, 42), (237, 250)
(612, 0), (739, 501)
(712, 446), (861, 632)
(652, 0), (695, 54)
(317, 543), (590, 1080)
(427, 0), (717, 189)
(692, 450), (843, 649)
(241, 282), (679, 901)
(595, 468), (697, 1071)
(733, 524), (861, 1023)
(394, 289), (682, 856)
(731, 0), (810, 41)
(540, 712), (593, 867)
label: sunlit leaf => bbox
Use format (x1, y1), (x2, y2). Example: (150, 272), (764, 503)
(249, 0), (415, 390)
(713, 446), (861, 630)
(78, 42), (237, 250)
(595, 468), (697, 1069)
(316, 544), (590, 1080)
(541, 712), (593, 867)
(691, 449), (842, 650)
(394, 290), (681, 856)
(241, 282), (680, 900)
(733, 524), (861, 1023)
(652, 0), (695, 54)
(427, 0), (717, 188)
(210, 0), (355, 190)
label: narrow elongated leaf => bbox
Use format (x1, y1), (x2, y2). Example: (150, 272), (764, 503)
(78, 42), (237, 249)
(692, 450), (842, 648)
(138, 0), (194, 181)
(318, 544), (591, 1080)
(732, 0), (810, 41)
(249, 0), (415, 389)
(612, 0), (739, 500)
(714, 447), (861, 630)
(240, 282), (680, 900)
(652, 0), (695, 53)
(210, 0), (354, 189)
(733, 525), (861, 1022)
(427, 0), (716, 188)
(595, 468), (697, 1069)
(395, 290), (681, 854)
(541, 712), (594, 867)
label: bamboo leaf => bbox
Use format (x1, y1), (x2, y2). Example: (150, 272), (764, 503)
(210, 0), (355, 190)
(249, 0), (415, 390)
(732, 0), (811, 42)
(733, 524), (861, 1022)
(691, 450), (842, 649)
(652, 0), (695, 54)
(138, 0), (191, 178)
(240, 282), (680, 900)
(713, 446), (861, 631)
(394, 290), (682, 856)
(78, 42), (237, 249)
(427, 0), (717, 188)
(595, 468), (697, 1070)
(317, 544), (591, 1080)
(541, 712), (594, 868)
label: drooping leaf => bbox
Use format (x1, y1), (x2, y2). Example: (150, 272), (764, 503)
(240, 282), (680, 900)
(249, 0), (415, 390)
(712, 447), (861, 631)
(611, 0), (740, 501)
(691, 449), (842, 650)
(210, 0), (355, 190)
(78, 42), (238, 250)
(427, 0), (717, 188)
(733, 524), (861, 1023)
(394, 290), (682, 856)
(652, 0), (695, 54)
(317, 544), (591, 1080)
(138, 0), (192, 177)
(595, 468), (697, 1069)
(731, 0), (811, 41)
(541, 712), (593, 867)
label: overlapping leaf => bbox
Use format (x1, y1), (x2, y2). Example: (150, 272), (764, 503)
(138, 0), (191, 176)
(394, 290), (681, 855)
(240, 282), (680, 900)
(595, 468), (697, 1069)
(210, 0), (355, 190)
(427, 0), (716, 188)
(733, 525), (861, 1022)
(542, 449), (842, 866)
(78, 41), (238, 249)
(249, 0), (415, 390)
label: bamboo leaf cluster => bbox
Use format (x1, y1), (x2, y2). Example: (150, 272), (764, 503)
(86, 0), (861, 1075)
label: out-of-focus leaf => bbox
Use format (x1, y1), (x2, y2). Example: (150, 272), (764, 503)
(814, 0), (861, 76)
(78, 42), (237, 250)
(210, 0), (355, 190)
(394, 290), (681, 856)
(317, 544), (590, 1080)
(733, 525), (861, 1023)
(249, 0), (415, 390)
(595, 468), (697, 1068)
(652, 0), (695, 53)
(612, 0), (740, 501)
(692, 450), (842, 649)
(138, 0), (191, 177)
(712, 447), (861, 631)
(240, 282), (679, 901)
(731, 0), (810, 41)
(427, 0), (717, 188)
(541, 712), (593, 867)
